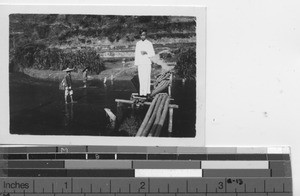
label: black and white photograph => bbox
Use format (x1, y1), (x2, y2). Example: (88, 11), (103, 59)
(1, 5), (206, 145)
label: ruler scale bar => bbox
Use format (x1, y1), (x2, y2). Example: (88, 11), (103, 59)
(0, 177), (292, 194)
(0, 146), (293, 195)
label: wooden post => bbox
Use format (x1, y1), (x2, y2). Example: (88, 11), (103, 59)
(168, 73), (173, 97)
(117, 102), (121, 107)
(116, 102), (123, 123)
(104, 108), (116, 129)
(168, 107), (173, 133)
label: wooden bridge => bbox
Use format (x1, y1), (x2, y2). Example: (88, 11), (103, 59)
(114, 71), (178, 137)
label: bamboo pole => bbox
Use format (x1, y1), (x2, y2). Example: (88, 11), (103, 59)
(148, 94), (168, 137)
(154, 71), (167, 83)
(141, 94), (165, 137)
(135, 94), (159, 136)
(155, 80), (167, 89)
(154, 96), (170, 137)
(154, 72), (170, 87)
(151, 80), (169, 97)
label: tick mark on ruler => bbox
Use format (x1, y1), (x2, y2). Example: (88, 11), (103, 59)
(110, 180), (112, 193)
(186, 180), (188, 192)
(71, 178), (73, 193)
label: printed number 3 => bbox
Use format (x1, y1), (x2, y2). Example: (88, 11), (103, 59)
(218, 182), (224, 189)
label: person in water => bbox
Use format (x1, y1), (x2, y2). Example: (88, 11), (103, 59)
(63, 67), (75, 104)
(82, 67), (89, 88)
(134, 29), (155, 97)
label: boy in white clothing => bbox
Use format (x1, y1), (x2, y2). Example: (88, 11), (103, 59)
(134, 29), (155, 96)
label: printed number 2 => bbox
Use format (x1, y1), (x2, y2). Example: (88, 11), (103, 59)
(139, 182), (146, 190)
(218, 182), (224, 189)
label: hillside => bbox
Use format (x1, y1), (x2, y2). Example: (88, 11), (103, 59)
(9, 14), (196, 79)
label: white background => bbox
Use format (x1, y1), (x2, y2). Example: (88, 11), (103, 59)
(1, 0), (300, 194)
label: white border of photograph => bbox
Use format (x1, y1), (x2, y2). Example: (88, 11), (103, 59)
(0, 4), (206, 146)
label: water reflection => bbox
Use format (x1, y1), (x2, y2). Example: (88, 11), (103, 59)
(82, 88), (88, 104)
(63, 103), (74, 127)
(10, 73), (196, 137)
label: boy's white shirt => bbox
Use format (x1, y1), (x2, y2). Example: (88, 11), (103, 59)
(134, 39), (155, 66)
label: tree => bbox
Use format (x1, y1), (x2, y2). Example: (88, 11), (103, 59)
(175, 47), (196, 79)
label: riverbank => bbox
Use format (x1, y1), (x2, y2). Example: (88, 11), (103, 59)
(21, 53), (174, 82)
(21, 66), (166, 82)
(22, 64), (139, 82)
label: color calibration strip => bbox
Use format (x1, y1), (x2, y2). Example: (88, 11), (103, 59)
(0, 146), (293, 195)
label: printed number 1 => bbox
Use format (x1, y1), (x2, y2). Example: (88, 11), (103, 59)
(65, 182), (68, 189)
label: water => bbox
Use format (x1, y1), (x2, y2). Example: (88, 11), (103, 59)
(9, 73), (196, 137)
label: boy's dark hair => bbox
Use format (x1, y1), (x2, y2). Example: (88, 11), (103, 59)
(139, 29), (147, 35)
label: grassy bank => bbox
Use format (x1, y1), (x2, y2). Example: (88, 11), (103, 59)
(22, 66), (138, 82)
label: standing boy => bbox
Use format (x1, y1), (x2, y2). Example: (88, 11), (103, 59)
(134, 29), (155, 96)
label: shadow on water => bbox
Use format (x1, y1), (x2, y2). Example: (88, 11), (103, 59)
(9, 73), (196, 137)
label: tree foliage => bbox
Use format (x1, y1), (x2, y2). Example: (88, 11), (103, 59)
(174, 47), (196, 79)
(13, 43), (105, 74)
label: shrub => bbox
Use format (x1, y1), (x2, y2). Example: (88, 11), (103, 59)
(174, 47), (196, 79)
(12, 43), (105, 74)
